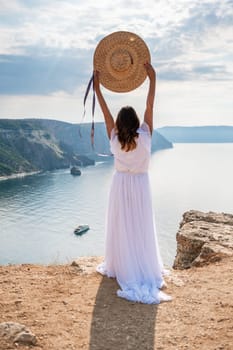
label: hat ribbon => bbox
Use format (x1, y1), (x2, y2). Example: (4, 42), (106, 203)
(81, 72), (113, 158)
(82, 72), (95, 147)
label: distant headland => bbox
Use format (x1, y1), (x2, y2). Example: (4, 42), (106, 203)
(0, 118), (173, 177)
(157, 125), (233, 143)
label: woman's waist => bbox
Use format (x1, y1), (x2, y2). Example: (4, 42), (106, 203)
(114, 159), (149, 175)
(115, 169), (148, 175)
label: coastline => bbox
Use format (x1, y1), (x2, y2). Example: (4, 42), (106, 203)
(0, 170), (41, 182)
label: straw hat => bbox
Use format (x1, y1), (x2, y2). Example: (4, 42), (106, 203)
(93, 31), (151, 92)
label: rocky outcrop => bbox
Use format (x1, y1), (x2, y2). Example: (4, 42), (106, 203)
(173, 210), (233, 269)
(0, 322), (37, 346)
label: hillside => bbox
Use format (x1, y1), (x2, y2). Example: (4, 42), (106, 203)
(157, 126), (233, 143)
(0, 119), (173, 176)
(38, 119), (173, 155)
(0, 119), (94, 177)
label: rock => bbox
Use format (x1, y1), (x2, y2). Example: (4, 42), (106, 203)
(71, 256), (103, 274)
(71, 260), (80, 267)
(70, 166), (81, 176)
(0, 322), (37, 346)
(14, 331), (37, 345)
(180, 210), (233, 227)
(173, 210), (233, 269)
(165, 272), (186, 287)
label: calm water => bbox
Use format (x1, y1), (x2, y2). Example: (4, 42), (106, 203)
(0, 144), (233, 267)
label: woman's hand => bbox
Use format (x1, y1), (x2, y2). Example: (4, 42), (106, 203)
(144, 62), (156, 81)
(93, 70), (100, 91)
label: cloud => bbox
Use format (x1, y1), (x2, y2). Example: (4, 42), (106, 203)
(193, 64), (228, 75)
(155, 79), (233, 127)
(0, 48), (92, 94)
(0, 0), (232, 127)
(1, 0), (231, 54)
(151, 1), (233, 81)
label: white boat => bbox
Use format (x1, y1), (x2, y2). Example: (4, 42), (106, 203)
(74, 224), (90, 235)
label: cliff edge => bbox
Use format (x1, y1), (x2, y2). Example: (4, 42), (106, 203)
(173, 210), (233, 269)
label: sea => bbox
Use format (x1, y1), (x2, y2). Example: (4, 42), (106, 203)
(0, 143), (233, 267)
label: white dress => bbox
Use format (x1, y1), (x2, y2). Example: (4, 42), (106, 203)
(97, 122), (171, 304)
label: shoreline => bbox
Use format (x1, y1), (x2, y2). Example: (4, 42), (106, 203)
(0, 161), (108, 182)
(0, 170), (41, 182)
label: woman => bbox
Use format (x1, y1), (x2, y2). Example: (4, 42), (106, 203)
(94, 63), (171, 304)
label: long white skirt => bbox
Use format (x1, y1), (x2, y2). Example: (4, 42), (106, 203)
(97, 171), (171, 304)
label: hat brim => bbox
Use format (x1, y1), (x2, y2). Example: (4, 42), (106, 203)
(94, 31), (151, 93)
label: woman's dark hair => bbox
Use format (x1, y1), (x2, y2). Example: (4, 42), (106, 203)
(115, 106), (140, 152)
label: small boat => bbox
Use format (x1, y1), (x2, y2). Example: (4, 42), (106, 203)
(74, 224), (90, 235)
(70, 166), (81, 176)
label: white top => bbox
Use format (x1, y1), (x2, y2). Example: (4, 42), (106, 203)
(110, 122), (151, 174)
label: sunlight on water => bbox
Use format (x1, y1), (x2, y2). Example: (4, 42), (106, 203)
(0, 144), (233, 267)
(150, 143), (233, 264)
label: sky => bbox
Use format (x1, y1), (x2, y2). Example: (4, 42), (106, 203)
(0, 0), (232, 127)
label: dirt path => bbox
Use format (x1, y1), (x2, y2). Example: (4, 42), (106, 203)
(1, 256), (233, 350)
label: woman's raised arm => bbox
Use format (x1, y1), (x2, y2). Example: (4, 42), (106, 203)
(94, 71), (115, 139)
(143, 63), (156, 135)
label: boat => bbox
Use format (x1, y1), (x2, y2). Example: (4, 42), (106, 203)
(70, 166), (81, 176)
(74, 224), (90, 235)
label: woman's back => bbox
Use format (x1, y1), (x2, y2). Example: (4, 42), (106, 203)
(110, 122), (151, 174)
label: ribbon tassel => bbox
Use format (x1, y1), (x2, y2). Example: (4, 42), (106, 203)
(80, 73), (112, 157)
(81, 72), (96, 148)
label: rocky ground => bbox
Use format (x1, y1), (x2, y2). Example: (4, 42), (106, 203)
(1, 210), (233, 350)
(0, 255), (232, 350)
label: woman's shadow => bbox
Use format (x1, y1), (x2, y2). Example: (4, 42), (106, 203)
(89, 276), (158, 350)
